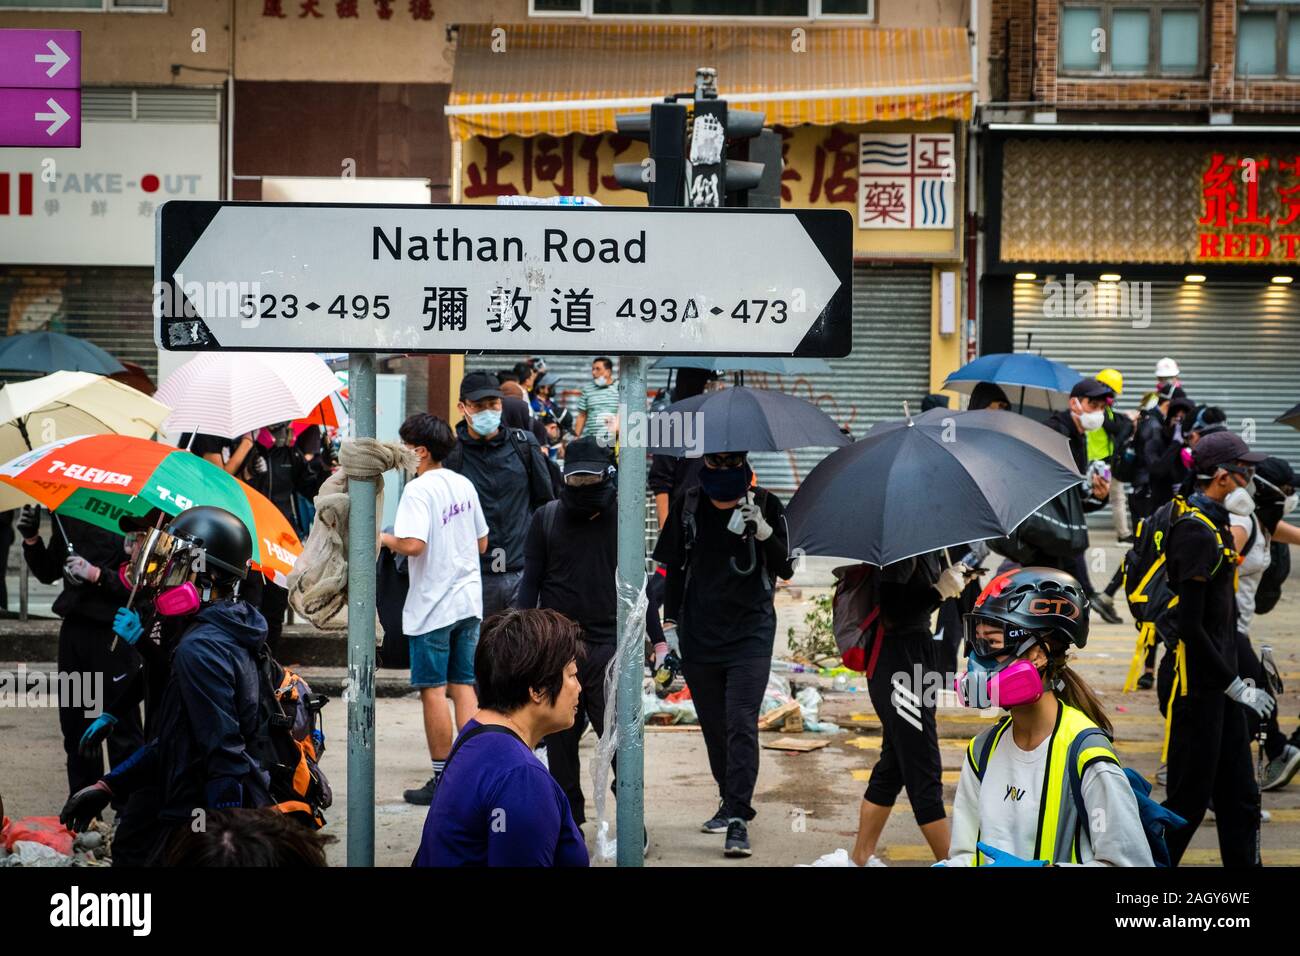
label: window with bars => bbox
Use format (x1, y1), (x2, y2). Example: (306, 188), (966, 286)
(1237, 3), (1300, 77)
(1058, 2), (1204, 76)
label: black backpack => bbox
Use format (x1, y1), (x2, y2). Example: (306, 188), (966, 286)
(1111, 409), (1155, 483)
(1255, 539), (1292, 616)
(444, 428), (552, 509)
(252, 645), (333, 829)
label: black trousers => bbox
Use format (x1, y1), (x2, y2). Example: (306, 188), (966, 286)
(682, 654), (769, 822)
(0, 509), (13, 610)
(543, 639), (616, 826)
(1160, 674), (1261, 867)
(259, 582), (289, 658)
(57, 616), (145, 805)
(864, 628), (947, 826)
(111, 787), (167, 866)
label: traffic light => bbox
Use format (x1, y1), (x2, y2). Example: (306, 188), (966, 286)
(614, 68), (783, 210)
(614, 101), (687, 208)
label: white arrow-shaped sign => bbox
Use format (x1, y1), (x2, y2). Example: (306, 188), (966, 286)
(34, 97), (69, 136)
(34, 40), (70, 78)
(158, 203), (852, 356)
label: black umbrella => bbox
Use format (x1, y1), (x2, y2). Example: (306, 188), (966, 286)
(786, 407), (1083, 567)
(646, 385), (850, 456)
(1276, 403), (1300, 430)
(0, 331), (125, 376)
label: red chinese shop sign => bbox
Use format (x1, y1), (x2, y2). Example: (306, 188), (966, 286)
(1199, 153), (1300, 262)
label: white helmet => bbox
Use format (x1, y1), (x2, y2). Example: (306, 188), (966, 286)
(1155, 357), (1180, 379)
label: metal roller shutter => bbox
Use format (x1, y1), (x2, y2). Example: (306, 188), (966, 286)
(495, 264), (935, 501)
(1011, 278), (1300, 469)
(0, 266), (156, 381)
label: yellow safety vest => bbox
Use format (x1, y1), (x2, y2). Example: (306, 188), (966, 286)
(966, 703), (1121, 865)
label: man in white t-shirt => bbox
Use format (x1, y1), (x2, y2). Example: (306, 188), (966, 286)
(381, 414), (489, 806)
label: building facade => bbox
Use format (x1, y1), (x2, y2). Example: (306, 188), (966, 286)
(979, 0), (1300, 463)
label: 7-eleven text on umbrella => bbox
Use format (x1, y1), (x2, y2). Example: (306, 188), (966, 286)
(46, 460), (131, 487)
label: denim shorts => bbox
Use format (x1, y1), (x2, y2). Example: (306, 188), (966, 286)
(409, 616), (480, 688)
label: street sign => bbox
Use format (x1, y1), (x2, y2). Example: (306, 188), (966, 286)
(0, 30), (80, 89)
(156, 201), (853, 356)
(0, 30), (81, 149)
(0, 89), (80, 147)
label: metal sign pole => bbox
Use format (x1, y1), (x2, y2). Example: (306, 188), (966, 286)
(345, 352), (377, 867)
(615, 354), (647, 867)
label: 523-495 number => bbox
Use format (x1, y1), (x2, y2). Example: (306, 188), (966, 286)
(238, 293), (390, 321)
(614, 298), (788, 324)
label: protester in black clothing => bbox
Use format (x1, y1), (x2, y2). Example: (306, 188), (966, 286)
(649, 368), (711, 529)
(241, 423), (329, 656)
(517, 436), (619, 830)
(444, 371), (555, 617)
(1142, 389), (1197, 511)
(967, 381), (1011, 411)
(1159, 431), (1272, 867)
(1041, 379), (1113, 609)
(18, 505), (144, 805)
(179, 431), (257, 476)
(808, 551), (963, 867)
(60, 506), (273, 865)
(652, 450), (794, 858)
(0, 508), (14, 611)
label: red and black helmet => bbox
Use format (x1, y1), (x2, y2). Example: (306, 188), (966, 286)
(964, 566), (1091, 651)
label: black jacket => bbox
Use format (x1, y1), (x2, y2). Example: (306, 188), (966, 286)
(105, 600), (273, 821)
(1045, 410), (1106, 514)
(518, 498), (618, 643)
(245, 443), (328, 537)
(445, 421), (554, 574)
(22, 515), (131, 624)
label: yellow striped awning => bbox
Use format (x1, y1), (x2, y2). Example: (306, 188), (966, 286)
(446, 23), (974, 141)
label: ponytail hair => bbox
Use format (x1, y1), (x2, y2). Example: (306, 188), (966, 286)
(1045, 642), (1113, 736)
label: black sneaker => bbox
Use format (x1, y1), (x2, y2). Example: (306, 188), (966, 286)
(701, 803), (729, 834)
(724, 819), (751, 857)
(403, 776), (439, 805)
(1137, 672), (1154, 690)
(1091, 592), (1122, 625)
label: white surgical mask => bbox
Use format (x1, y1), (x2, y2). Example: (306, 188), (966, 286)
(1224, 485), (1256, 516)
(1078, 409), (1105, 432)
(1284, 493), (1298, 516)
(595, 375), (610, 387)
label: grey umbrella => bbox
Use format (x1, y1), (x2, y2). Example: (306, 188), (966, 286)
(0, 331), (125, 376)
(651, 356), (833, 375)
(786, 407), (1083, 567)
(1276, 403), (1300, 430)
(646, 385), (850, 456)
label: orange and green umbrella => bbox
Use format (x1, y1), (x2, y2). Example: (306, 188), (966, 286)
(0, 434), (302, 583)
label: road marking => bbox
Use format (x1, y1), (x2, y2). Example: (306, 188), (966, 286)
(880, 845), (1300, 865)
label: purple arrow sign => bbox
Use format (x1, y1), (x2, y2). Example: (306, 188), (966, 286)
(0, 30), (81, 90)
(0, 89), (80, 147)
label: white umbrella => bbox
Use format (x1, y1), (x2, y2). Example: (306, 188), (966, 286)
(156, 352), (341, 440)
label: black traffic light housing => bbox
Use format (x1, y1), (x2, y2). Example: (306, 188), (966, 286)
(614, 101), (686, 207)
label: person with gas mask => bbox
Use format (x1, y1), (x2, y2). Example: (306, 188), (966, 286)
(1229, 457), (1300, 792)
(442, 371), (555, 618)
(17, 504), (144, 809)
(941, 567), (1156, 866)
(652, 450), (793, 858)
(1042, 378), (1113, 614)
(60, 506), (274, 865)
(516, 435), (628, 839)
(1158, 431), (1271, 866)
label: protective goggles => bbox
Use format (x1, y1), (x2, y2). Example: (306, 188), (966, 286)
(962, 616), (1046, 659)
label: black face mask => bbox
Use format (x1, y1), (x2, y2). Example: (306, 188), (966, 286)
(562, 480), (614, 517)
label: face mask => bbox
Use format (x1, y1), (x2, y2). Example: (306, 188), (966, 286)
(561, 479), (614, 517)
(595, 376), (611, 387)
(469, 409), (501, 435)
(699, 465), (750, 502)
(956, 654), (1045, 709)
(1078, 409), (1105, 432)
(155, 581), (201, 617)
(1224, 483), (1256, 516)
(1285, 494), (1299, 516)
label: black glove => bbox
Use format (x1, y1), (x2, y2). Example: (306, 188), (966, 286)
(16, 504), (40, 541)
(60, 780), (113, 832)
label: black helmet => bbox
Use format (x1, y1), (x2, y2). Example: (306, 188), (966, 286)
(166, 505), (252, 581)
(964, 566), (1090, 651)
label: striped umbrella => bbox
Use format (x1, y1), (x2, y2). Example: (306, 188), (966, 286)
(155, 353), (340, 440)
(0, 434), (301, 584)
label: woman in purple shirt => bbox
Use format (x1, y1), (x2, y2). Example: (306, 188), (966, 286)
(414, 608), (589, 867)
